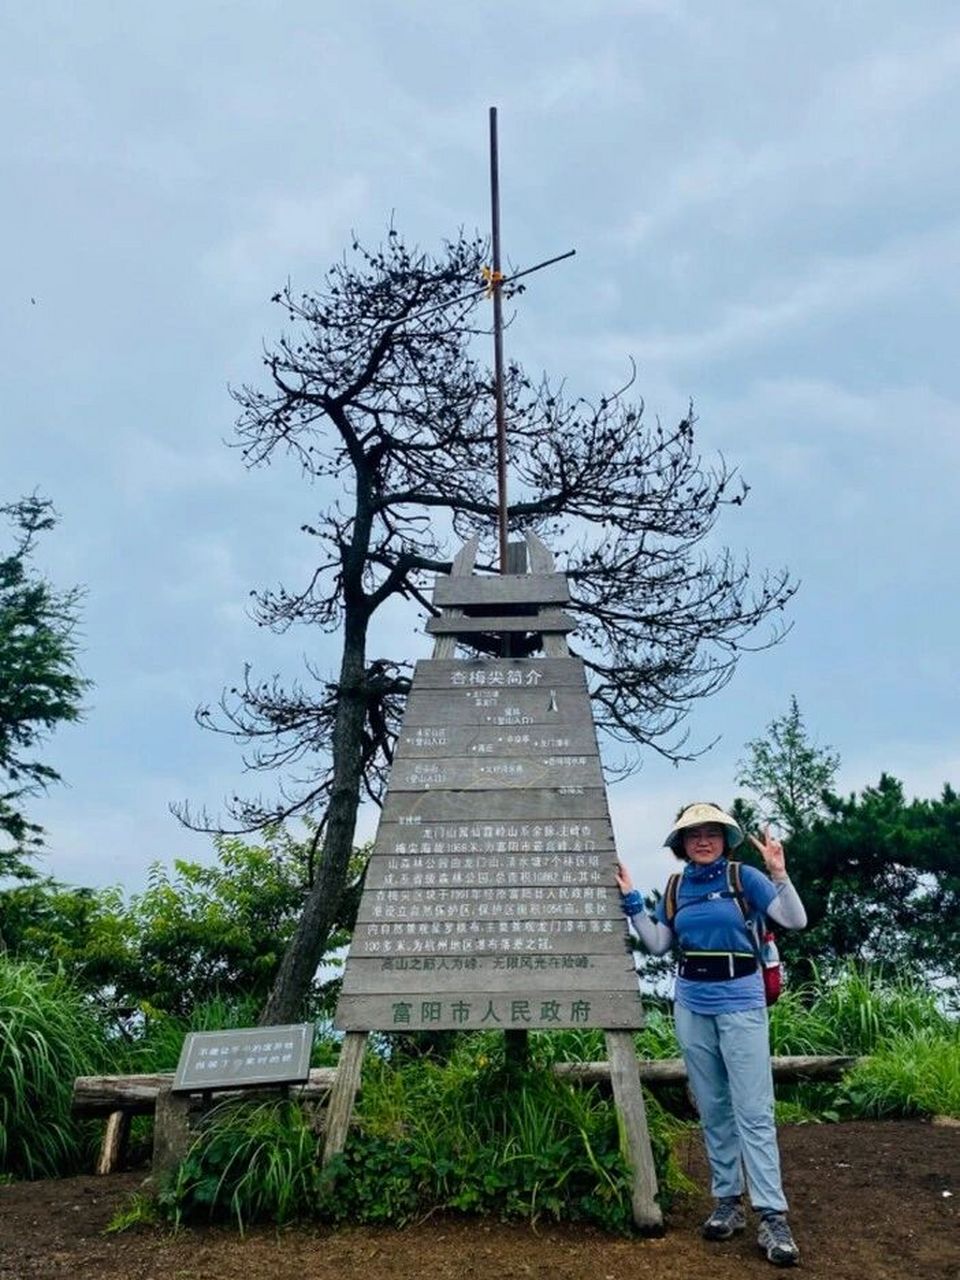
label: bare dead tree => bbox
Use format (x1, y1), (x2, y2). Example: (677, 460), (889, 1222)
(178, 229), (796, 1022)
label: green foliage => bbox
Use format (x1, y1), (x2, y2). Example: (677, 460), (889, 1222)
(774, 776), (960, 983)
(104, 1189), (160, 1234)
(765, 965), (958, 1123)
(636, 1007), (682, 1059)
(98, 832), (316, 1016)
(162, 1098), (324, 1230)
(529, 1010), (680, 1066)
(772, 1098), (823, 1126)
(0, 955), (114, 1177)
(164, 1036), (689, 1235)
(736, 695), (840, 837)
(734, 702), (959, 981)
(0, 494), (90, 879)
(835, 1029), (960, 1119)
(768, 963), (953, 1057)
(0, 830), (364, 1021)
(0, 877), (104, 969)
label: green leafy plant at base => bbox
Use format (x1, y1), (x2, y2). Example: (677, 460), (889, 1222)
(833, 1029), (960, 1120)
(773, 1098), (823, 1126)
(162, 1036), (689, 1235)
(0, 955), (114, 1177)
(161, 1098), (322, 1231)
(104, 1189), (160, 1234)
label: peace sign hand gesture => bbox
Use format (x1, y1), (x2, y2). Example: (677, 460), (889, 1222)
(748, 826), (788, 882)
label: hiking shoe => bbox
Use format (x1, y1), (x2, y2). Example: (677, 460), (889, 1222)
(757, 1212), (800, 1266)
(701, 1197), (746, 1240)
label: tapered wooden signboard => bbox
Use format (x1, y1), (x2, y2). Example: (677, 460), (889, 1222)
(327, 533), (662, 1228)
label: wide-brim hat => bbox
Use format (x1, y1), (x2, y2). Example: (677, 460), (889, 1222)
(665, 803), (744, 853)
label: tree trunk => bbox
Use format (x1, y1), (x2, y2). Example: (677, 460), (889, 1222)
(258, 608), (369, 1024)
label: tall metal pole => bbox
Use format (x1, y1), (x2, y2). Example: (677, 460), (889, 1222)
(489, 106), (509, 575)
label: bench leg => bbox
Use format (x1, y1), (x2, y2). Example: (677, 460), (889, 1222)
(96, 1109), (131, 1175)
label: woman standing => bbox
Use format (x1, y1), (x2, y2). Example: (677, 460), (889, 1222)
(617, 802), (807, 1267)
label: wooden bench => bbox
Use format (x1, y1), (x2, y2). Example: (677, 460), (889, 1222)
(73, 1055), (857, 1175)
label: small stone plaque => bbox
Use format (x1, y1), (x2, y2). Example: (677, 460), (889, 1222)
(171, 1023), (314, 1093)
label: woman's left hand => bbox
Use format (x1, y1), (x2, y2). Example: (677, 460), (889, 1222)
(748, 826), (788, 881)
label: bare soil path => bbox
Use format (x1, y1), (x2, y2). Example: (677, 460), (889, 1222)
(1, 1121), (957, 1280)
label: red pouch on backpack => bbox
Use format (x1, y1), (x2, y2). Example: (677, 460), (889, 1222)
(760, 930), (783, 1006)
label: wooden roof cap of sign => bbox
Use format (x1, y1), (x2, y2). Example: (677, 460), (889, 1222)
(428, 531), (575, 659)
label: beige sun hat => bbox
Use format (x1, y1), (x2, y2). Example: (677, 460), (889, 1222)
(665, 802), (744, 853)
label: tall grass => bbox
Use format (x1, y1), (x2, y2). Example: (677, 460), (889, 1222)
(0, 956), (114, 1177)
(768, 963), (953, 1056)
(165, 1034), (690, 1234)
(522, 1009), (680, 1067)
(763, 965), (958, 1122)
(836, 1029), (960, 1119)
(163, 1098), (322, 1230)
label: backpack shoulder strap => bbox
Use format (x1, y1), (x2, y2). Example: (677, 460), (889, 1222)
(728, 859), (768, 962)
(664, 872), (681, 926)
(726, 860), (751, 923)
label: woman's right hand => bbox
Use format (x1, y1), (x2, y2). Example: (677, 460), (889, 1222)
(615, 860), (634, 894)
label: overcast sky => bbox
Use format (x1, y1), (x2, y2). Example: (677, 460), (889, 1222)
(4, 2), (959, 897)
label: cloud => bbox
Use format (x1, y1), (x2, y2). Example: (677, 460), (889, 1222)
(201, 177), (370, 293)
(593, 220), (960, 367)
(717, 375), (960, 459)
(31, 775), (218, 891)
(815, 27), (960, 121)
(618, 26), (960, 249)
(838, 749), (960, 802)
(109, 434), (238, 499)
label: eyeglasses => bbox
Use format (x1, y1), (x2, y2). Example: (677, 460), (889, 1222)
(683, 826), (724, 843)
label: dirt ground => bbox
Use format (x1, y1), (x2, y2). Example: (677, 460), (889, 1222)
(1, 1120), (957, 1280)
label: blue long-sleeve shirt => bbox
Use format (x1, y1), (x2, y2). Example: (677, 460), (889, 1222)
(625, 857), (806, 1014)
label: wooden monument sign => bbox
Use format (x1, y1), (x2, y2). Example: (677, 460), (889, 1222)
(327, 532), (662, 1228)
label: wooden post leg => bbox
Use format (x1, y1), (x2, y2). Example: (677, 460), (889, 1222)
(96, 1109), (131, 1175)
(322, 1031), (367, 1166)
(605, 1031), (663, 1231)
(504, 1029), (529, 1070)
(152, 1088), (194, 1179)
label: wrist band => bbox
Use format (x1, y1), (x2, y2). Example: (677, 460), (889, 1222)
(620, 889), (643, 915)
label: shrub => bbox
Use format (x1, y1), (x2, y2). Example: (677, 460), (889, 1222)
(835, 1029), (960, 1119)
(164, 1035), (689, 1234)
(0, 955), (113, 1177)
(768, 963), (952, 1057)
(162, 1097), (322, 1229)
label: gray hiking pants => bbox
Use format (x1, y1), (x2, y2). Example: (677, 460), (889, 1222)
(675, 1003), (788, 1212)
